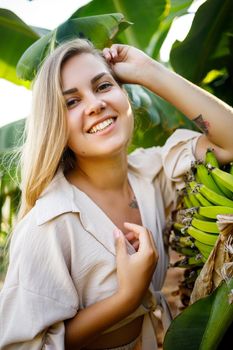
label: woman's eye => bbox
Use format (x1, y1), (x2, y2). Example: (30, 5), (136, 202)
(66, 98), (80, 109)
(97, 82), (113, 92)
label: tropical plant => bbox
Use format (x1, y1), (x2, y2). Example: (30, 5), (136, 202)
(170, 0), (233, 105)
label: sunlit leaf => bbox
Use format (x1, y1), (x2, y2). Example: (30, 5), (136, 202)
(0, 9), (39, 87)
(70, 0), (168, 49)
(16, 13), (131, 81)
(170, 0), (233, 83)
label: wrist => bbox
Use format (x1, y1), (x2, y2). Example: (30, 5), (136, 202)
(115, 288), (142, 314)
(141, 59), (169, 94)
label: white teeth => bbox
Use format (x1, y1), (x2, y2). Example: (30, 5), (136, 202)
(89, 118), (114, 134)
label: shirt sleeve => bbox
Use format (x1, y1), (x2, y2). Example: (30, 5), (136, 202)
(0, 214), (79, 350)
(128, 128), (201, 211)
(159, 128), (201, 209)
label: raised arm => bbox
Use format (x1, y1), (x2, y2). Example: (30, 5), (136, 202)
(103, 44), (233, 164)
(65, 223), (158, 350)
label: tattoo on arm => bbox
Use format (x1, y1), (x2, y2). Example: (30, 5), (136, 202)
(193, 114), (210, 135)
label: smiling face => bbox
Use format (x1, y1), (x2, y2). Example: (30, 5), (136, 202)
(61, 53), (134, 161)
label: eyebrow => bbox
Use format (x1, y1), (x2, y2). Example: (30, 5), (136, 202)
(62, 72), (109, 95)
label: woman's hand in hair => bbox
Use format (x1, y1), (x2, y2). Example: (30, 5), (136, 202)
(113, 223), (158, 308)
(103, 44), (154, 86)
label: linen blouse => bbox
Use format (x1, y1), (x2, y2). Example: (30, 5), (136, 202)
(0, 129), (201, 350)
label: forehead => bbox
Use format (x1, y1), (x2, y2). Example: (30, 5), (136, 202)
(61, 53), (110, 89)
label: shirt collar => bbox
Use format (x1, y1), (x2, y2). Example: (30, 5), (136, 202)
(35, 168), (81, 225)
(34, 168), (136, 256)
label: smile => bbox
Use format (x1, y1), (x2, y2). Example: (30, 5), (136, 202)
(88, 117), (116, 134)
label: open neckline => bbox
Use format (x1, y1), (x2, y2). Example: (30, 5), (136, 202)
(69, 170), (145, 233)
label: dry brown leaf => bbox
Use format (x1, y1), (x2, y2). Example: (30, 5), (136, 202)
(190, 214), (233, 304)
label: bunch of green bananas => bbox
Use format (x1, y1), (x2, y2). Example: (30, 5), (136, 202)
(170, 149), (233, 304)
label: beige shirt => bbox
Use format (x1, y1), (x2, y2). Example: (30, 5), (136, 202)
(0, 129), (201, 350)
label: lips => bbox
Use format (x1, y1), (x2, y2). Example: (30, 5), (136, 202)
(87, 117), (117, 134)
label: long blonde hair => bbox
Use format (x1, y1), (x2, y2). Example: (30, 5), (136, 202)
(18, 38), (109, 219)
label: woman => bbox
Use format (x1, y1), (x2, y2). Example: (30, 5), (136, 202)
(0, 38), (233, 350)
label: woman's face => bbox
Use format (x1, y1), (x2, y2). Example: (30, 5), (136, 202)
(61, 52), (134, 160)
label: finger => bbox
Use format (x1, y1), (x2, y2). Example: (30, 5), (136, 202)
(147, 230), (159, 262)
(132, 240), (140, 251)
(113, 228), (128, 258)
(125, 231), (135, 241)
(110, 44), (129, 62)
(123, 222), (152, 251)
(105, 47), (117, 60)
(146, 229), (157, 252)
(102, 48), (113, 62)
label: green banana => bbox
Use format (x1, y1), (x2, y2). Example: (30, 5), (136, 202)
(183, 194), (193, 209)
(173, 255), (203, 268)
(207, 166), (233, 193)
(191, 217), (219, 234)
(187, 226), (218, 246)
(178, 207), (206, 221)
(212, 174), (233, 199)
(187, 187), (201, 207)
(194, 182), (233, 207)
(194, 192), (212, 206)
(179, 235), (195, 247)
(205, 149), (233, 197)
(194, 240), (213, 259)
(173, 246), (197, 257)
(198, 206), (233, 219)
(204, 149), (233, 198)
(173, 222), (185, 232)
(195, 162), (223, 195)
(205, 148), (219, 168)
(229, 162), (233, 176)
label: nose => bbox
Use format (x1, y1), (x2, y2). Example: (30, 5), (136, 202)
(84, 93), (106, 116)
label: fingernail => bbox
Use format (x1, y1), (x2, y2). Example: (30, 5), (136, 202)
(113, 228), (120, 238)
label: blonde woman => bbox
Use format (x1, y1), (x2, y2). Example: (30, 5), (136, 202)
(0, 38), (233, 350)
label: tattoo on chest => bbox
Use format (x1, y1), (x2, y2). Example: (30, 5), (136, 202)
(129, 196), (139, 209)
(193, 114), (210, 135)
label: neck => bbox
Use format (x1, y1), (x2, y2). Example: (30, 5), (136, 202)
(69, 152), (129, 193)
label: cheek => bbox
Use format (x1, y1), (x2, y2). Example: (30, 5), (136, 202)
(66, 109), (83, 134)
(66, 113), (83, 149)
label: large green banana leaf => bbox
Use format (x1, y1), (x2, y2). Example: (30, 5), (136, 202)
(164, 279), (233, 350)
(16, 13), (131, 81)
(170, 0), (233, 86)
(69, 0), (168, 50)
(72, 0), (193, 57)
(0, 9), (39, 87)
(148, 0), (193, 59)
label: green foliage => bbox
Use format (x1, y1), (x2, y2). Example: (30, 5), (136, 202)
(69, 0), (168, 50)
(170, 0), (233, 106)
(17, 13), (131, 81)
(0, 119), (25, 153)
(0, 8), (39, 87)
(0, 153), (21, 281)
(164, 279), (233, 350)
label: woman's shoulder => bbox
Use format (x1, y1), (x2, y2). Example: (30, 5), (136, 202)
(127, 129), (201, 180)
(128, 146), (163, 179)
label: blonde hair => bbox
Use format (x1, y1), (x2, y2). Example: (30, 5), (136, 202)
(18, 38), (110, 219)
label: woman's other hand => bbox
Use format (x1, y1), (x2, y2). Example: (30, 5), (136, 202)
(113, 222), (158, 308)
